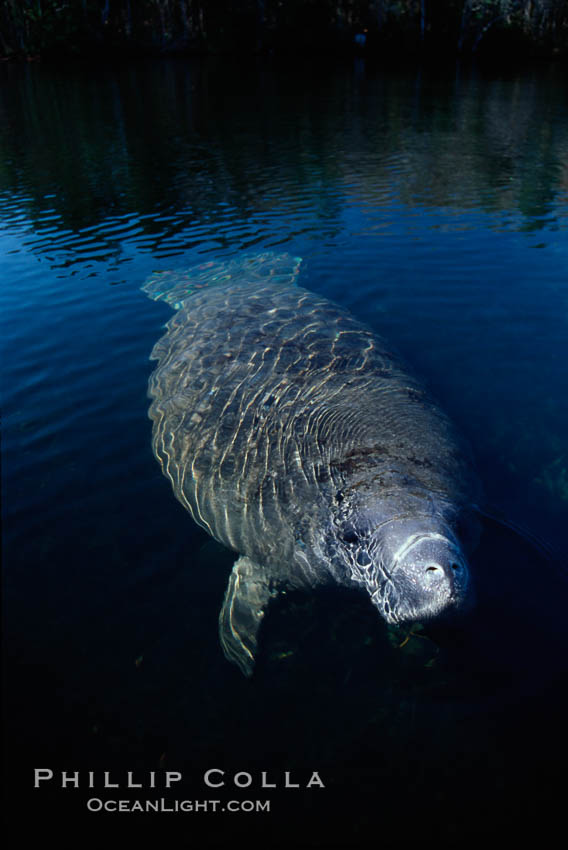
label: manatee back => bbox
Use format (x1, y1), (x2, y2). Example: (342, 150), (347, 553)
(146, 253), (477, 573)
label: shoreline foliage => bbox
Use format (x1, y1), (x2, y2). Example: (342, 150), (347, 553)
(1, 1), (567, 63)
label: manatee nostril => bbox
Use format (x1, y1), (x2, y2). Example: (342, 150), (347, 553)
(426, 563), (460, 574)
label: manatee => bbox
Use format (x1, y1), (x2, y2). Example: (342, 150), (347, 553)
(143, 253), (483, 676)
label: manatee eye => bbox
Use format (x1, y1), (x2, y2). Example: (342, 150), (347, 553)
(340, 526), (359, 545)
(356, 551), (372, 568)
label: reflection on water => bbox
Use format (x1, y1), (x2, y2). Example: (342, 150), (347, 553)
(1, 61), (567, 255)
(2, 60), (566, 534)
(1, 58), (567, 846)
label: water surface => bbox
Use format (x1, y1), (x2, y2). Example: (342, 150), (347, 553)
(2, 58), (567, 846)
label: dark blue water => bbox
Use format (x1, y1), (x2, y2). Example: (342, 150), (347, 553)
(2, 59), (567, 847)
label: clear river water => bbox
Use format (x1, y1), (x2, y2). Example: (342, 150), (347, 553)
(2, 57), (567, 847)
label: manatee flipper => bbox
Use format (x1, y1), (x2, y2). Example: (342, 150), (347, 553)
(219, 555), (282, 677)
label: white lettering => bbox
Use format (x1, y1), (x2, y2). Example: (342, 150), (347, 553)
(284, 772), (299, 788)
(34, 769), (53, 788)
(127, 772), (142, 789)
(165, 772), (182, 788)
(204, 769), (224, 788)
(307, 771), (325, 788)
(61, 772), (80, 788)
(234, 772), (252, 788)
(261, 772), (276, 788)
(104, 772), (118, 789)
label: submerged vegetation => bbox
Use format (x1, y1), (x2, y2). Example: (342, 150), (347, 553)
(1, 0), (567, 62)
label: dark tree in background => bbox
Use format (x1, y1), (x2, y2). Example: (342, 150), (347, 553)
(0, 1), (567, 60)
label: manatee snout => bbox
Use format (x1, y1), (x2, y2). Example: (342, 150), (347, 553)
(373, 526), (473, 625)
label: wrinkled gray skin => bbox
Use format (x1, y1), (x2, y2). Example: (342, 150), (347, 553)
(145, 254), (481, 675)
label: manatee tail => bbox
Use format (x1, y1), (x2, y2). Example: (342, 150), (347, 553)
(142, 252), (303, 310)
